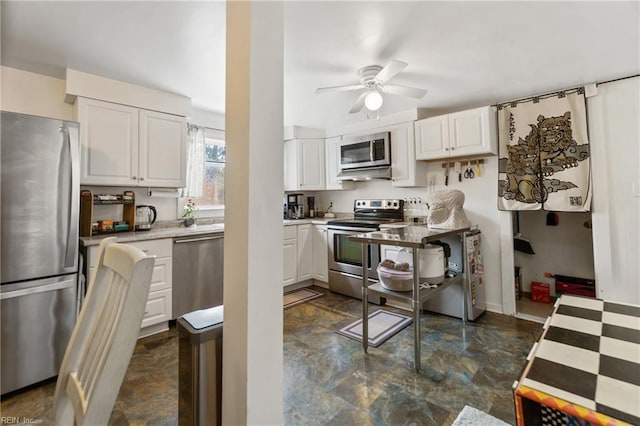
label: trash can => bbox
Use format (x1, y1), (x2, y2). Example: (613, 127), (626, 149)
(178, 305), (223, 426)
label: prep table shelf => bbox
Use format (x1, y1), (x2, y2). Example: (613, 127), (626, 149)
(349, 225), (475, 372)
(367, 275), (462, 304)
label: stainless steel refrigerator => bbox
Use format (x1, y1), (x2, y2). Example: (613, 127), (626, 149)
(1, 111), (80, 394)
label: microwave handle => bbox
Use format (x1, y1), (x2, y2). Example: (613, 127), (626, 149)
(370, 140), (374, 162)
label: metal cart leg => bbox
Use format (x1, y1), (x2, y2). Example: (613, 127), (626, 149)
(412, 247), (421, 372)
(461, 233), (468, 324)
(362, 242), (369, 354)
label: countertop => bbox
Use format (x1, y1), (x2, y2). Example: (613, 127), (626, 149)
(80, 218), (332, 247)
(283, 218), (332, 226)
(348, 225), (471, 248)
(80, 223), (225, 247)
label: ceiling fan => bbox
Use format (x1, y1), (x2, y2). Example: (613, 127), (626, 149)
(315, 60), (427, 114)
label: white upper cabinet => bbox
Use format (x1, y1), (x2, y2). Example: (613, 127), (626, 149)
(324, 136), (354, 190)
(389, 122), (428, 188)
(77, 98), (139, 186)
(139, 109), (187, 187)
(284, 138), (326, 191)
(415, 106), (497, 160)
(76, 97), (187, 187)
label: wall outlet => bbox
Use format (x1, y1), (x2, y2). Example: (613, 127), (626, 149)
(448, 261), (459, 270)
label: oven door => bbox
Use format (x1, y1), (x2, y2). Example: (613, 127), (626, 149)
(328, 226), (380, 279)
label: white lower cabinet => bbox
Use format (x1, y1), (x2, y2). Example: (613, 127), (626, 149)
(283, 226), (298, 287)
(297, 224), (313, 282)
(312, 225), (328, 282)
(86, 238), (172, 336)
(283, 223), (326, 287)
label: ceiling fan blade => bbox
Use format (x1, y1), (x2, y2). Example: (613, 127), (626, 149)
(315, 84), (364, 94)
(383, 84), (427, 98)
(349, 91), (368, 114)
(374, 60), (408, 84)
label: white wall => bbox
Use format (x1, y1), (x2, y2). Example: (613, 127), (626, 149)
(514, 210), (594, 294)
(191, 107), (225, 130)
(1, 66), (73, 121)
(588, 76), (640, 304)
(313, 156), (507, 314)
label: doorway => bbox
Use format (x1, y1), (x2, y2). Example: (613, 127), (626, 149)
(512, 210), (595, 321)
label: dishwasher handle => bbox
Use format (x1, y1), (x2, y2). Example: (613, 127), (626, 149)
(174, 235), (224, 244)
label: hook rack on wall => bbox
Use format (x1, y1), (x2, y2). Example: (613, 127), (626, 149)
(440, 159), (485, 169)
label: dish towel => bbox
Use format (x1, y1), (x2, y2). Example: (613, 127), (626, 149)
(497, 90), (591, 212)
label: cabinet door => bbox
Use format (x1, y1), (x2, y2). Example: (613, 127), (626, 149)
(85, 239), (172, 333)
(140, 288), (171, 330)
(297, 224), (314, 281)
(325, 136), (354, 190)
(298, 139), (326, 190)
(283, 226), (298, 287)
(390, 122), (427, 187)
(448, 106), (497, 156)
(283, 139), (298, 191)
(139, 110), (187, 187)
(415, 115), (449, 160)
(312, 225), (328, 282)
(77, 97), (139, 185)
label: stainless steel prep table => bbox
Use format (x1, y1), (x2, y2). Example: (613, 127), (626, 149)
(348, 225), (471, 372)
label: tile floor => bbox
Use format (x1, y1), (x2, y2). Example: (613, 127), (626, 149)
(516, 295), (555, 320)
(1, 286), (541, 425)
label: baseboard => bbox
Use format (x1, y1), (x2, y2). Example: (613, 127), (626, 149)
(139, 322), (169, 339)
(312, 279), (329, 289)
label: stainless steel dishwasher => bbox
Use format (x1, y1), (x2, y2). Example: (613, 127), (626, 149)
(172, 234), (224, 318)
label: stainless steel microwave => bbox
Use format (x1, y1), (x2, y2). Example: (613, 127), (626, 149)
(338, 132), (391, 170)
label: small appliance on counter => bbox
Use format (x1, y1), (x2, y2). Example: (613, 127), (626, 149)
(307, 196), (316, 218)
(135, 205), (157, 230)
(285, 193), (305, 219)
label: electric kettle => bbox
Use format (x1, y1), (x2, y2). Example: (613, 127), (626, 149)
(135, 205), (157, 231)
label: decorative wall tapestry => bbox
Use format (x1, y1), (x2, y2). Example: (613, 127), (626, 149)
(497, 90), (591, 212)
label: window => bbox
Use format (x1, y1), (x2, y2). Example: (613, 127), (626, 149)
(199, 136), (226, 208)
(179, 128), (225, 218)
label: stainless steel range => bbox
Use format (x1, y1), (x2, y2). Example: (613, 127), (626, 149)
(327, 199), (404, 304)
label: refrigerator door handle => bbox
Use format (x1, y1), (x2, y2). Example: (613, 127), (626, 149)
(0, 278), (76, 300)
(63, 126), (80, 269)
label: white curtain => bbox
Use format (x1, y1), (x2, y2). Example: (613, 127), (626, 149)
(182, 124), (206, 198)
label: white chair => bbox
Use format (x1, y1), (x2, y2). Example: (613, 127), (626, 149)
(51, 237), (155, 425)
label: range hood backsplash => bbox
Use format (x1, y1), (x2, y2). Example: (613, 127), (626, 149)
(336, 166), (392, 181)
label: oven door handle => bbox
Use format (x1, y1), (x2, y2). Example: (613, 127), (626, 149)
(328, 225), (378, 233)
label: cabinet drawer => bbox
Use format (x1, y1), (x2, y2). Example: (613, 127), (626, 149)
(86, 238), (172, 268)
(283, 225), (297, 240)
(150, 257), (171, 292)
(141, 288), (171, 328)
(126, 239), (172, 258)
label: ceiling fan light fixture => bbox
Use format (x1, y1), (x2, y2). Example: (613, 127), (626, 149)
(364, 90), (383, 111)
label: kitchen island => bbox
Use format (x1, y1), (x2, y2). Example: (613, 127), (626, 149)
(349, 225), (475, 372)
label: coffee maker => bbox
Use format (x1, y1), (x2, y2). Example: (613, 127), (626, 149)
(285, 193), (304, 219)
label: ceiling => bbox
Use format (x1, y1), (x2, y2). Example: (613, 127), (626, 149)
(2, 1), (639, 130)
